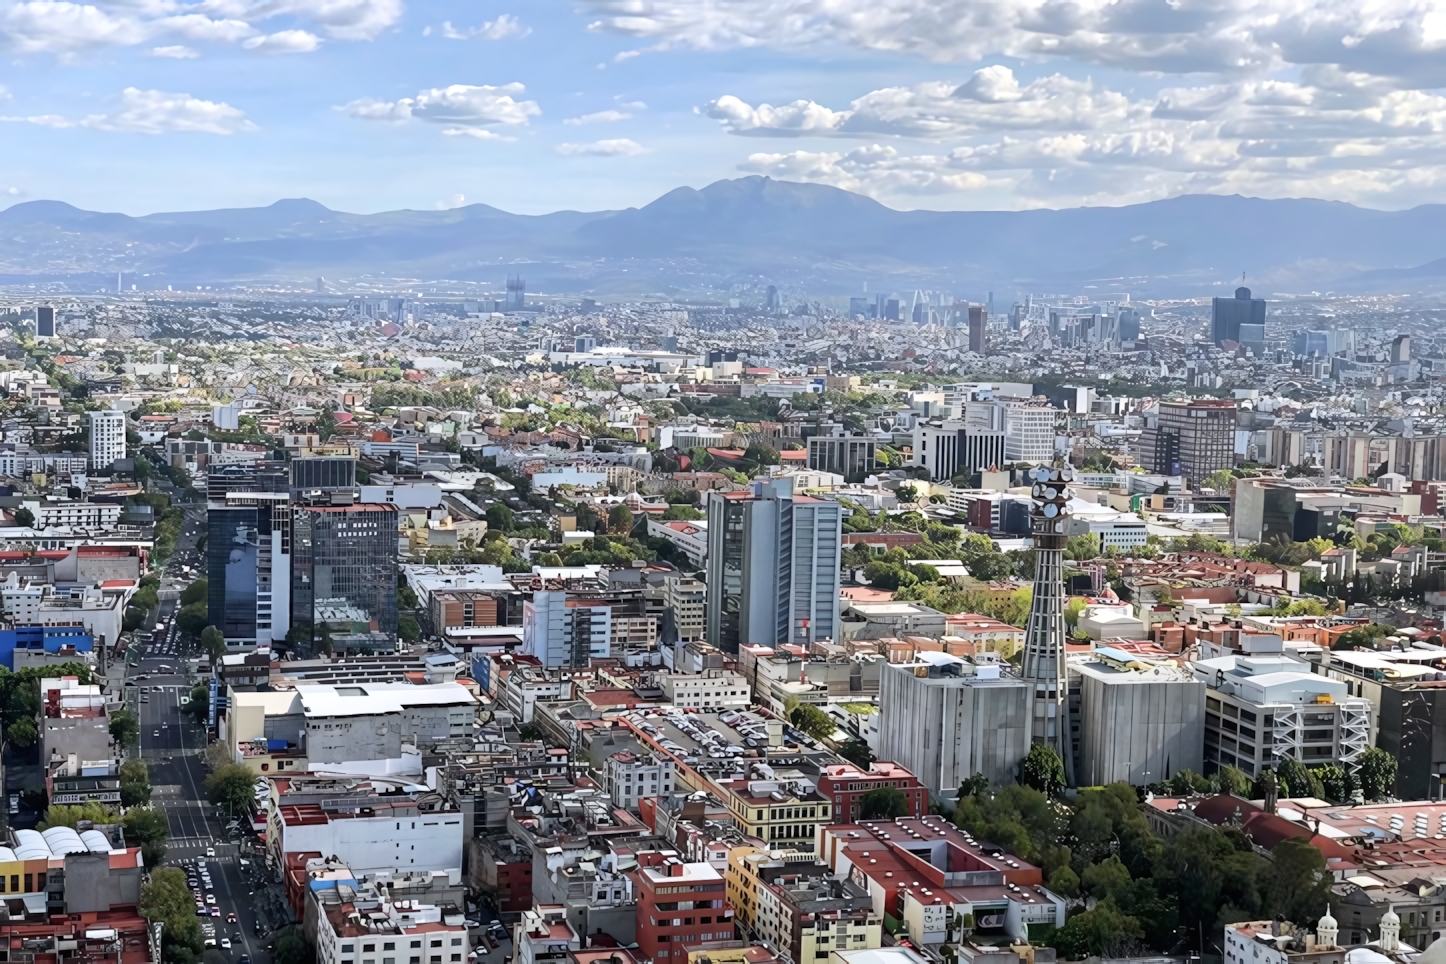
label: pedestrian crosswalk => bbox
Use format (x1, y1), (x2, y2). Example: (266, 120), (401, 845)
(168, 836), (237, 850)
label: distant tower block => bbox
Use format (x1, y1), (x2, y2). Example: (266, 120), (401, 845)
(505, 274), (526, 312)
(1021, 463), (1075, 784)
(35, 306), (54, 338)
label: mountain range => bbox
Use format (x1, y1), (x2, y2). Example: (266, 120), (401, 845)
(3, 177), (1446, 298)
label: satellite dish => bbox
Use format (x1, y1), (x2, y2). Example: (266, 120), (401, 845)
(1045, 487), (1057, 500)
(1032, 466), (1049, 482)
(1044, 503), (1059, 518)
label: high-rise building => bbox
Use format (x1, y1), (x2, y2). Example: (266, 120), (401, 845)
(1020, 464), (1073, 784)
(1392, 334), (1411, 364)
(35, 306), (54, 339)
(207, 491), (292, 644)
(87, 410), (126, 471)
(207, 504), (261, 643)
(1141, 399), (1237, 485)
(1211, 286), (1267, 351)
(1003, 401), (1057, 464)
(291, 503), (399, 645)
(705, 477), (842, 653)
(968, 304), (987, 354)
(505, 274), (526, 312)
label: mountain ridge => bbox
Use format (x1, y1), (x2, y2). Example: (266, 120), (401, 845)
(2, 177), (1444, 295)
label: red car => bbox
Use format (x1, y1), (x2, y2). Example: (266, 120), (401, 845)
(226, 914), (238, 924)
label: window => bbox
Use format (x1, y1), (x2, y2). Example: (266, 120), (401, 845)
(450, 940), (462, 947)
(365, 946), (376, 953)
(411, 942), (422, 949)
(385, 944), (396, 951)
(343, 947), (355, 954)
(431, 942), (442, 949)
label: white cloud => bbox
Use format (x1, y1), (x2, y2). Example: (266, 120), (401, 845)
(242, 28), (320, 51)
(342, 83), (540, 130)
(0, 0), (398, 54)
(82, 86), (256, 133)
(716, 69), (1446, 207)
(577, 0), (1446, 88)
(441, 127), (513, 139)
(441, 13), (528, 39)
(564, 109), (630, 125)
(149, 43), (198, 56)
(4, 87), (254, 133)
(707, 68), (1135, 139)
(436, 193), (466, 208)
(556, 137), (645, 155)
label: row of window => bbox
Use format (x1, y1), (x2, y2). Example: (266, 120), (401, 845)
(340, 938), (461, 952)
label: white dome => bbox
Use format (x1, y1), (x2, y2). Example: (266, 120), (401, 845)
(1382, 907), (1400, 925)
(1320, 909), (1338, 928)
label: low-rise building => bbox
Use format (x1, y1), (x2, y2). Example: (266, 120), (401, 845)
(815, 762), (928, 824)
(660, 669), (751, 711)
(604, 749), (675, 810)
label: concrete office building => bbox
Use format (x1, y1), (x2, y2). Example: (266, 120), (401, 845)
(35, 306), (54, 339)
(1074, 649), (1205, 786)
(291, 456), (356, 495)
(1003, 402), (1056, 463)
(705, 477), (842, 652)
(876, 653), (1029, 800)
(807, 430), (876, 482)
(1141, 398), (1237, 485)
(521, 591), (610, 668)
(912, 420), (1005, 482)
(1192, 643), (1370, 777)
(662, 575), (705, 643)
(87, 409), (125, 471)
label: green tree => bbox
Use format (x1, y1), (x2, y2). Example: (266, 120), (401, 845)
(272, 926), (311, 964)
(1218, 765), (1253, 797)
(896, 483), (919, 504)
(1264, 838), (1332, 925)
(788, 703), (837, 742)
(1049, 901), (1146, 959)
(1048, 865), (1081, 897)
(204, 763), (255, 818)
(958, 773), (990, 798)
(199, 626), (226, 659)
(859, 786), (909, 819)
(608, 503), (635, 535)
(1065, 532), (1102, 561)
(1083, 855), (1134, 901)
(39, 801), (116, 829)
(1019, 744), (1066, 797)
(179, 578), (208, 607)
(5, 717), (35, 748)
(109, 707), (139, 748)
(837, 738), (873, 768)
(1357, 747), (1398, 801)
(140, 866), (203, 963)
(485, 503), (514, 533)
(661, 503), (703, 521)
(120, 758), (152, 807)
(175, 601), (208, 639)
(185, 683), (210, 724)
(122, 805), (169, 866)
(12, 507), (33, 528)
(398, 614), (421, 643)
(1276, 757), (1315, 799)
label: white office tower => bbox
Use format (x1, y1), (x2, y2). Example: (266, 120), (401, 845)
(1020, 464), (1074, 784)
(88, 409), (126, 471)
(705, 477), (842, 652)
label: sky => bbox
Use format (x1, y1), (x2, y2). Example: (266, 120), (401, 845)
(7, 0), (1446, 215)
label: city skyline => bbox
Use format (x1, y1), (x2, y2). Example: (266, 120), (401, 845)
(5, 0), (1446, 214)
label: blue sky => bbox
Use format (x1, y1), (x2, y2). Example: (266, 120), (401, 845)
(6, 0), (1446, 214)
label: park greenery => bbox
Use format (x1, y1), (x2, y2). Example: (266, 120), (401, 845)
(950, 775), (1332, 958)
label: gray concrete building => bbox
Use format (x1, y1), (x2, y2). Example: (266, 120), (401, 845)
(1074, 650), (1205, 787)
(876, 653), (1029, 800)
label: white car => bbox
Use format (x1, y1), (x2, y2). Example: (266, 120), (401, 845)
(220, 940), (231, 950)
(153, 730), (160, 737)
(205, 894), (216, 905)
(206, 847), (216, 858)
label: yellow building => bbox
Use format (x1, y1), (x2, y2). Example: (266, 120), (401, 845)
(721, 780), (832, 852)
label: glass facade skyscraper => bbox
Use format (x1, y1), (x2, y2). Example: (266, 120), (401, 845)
(291, 503), (399, 644)
(208, 506), (260, 641)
